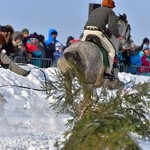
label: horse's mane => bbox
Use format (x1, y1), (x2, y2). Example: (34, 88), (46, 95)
(117, 13), (128, 24)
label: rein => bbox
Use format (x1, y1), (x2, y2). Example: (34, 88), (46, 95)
(122, 24), (131, 41)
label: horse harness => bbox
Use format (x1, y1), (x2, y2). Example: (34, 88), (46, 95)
(84, 26), (110, 68)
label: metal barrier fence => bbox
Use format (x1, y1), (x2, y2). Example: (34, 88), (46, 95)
(14, 56), (52, 68)
(13, 56), (150, 76)
(118, 64), (150, 76)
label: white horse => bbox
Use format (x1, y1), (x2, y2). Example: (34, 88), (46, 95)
(57, 14), (132, 101)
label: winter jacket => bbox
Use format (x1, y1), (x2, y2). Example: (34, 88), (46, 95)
(45, 29), (58, 46)
(140, 54), (150, 73)
(141, 55), (150, 66)
(85, 7), (119, 37)
(130, 53), (142, 66)
(26, 39), (42, 57)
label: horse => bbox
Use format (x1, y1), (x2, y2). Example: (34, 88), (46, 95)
(57, 14), (132, 102)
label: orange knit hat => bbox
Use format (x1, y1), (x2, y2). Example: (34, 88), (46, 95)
(102, 0), (115, 8)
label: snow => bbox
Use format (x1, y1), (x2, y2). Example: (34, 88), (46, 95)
(0, 64), (150, 150)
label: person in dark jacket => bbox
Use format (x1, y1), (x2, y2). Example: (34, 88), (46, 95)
(45, 29), (58, 63)
(63, 36), (74, 51)
(37, 34), (46, 58)
(0, 34), (30, 77)
(140, 37), (149, 51)
(82, 0), (123, 85)
(0, 26), (12, 56)
(22, 28), (29, 47)
(11, 31), (28, 58)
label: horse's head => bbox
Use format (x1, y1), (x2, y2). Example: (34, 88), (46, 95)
(117, 13), (132, 49)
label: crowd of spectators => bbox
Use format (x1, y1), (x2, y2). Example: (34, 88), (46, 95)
(0, 25), (79, 68)
(0, 24), (149, 74)
(117, 37), (150, 74)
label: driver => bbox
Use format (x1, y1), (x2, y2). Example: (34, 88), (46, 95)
(82, 0), (124, 88)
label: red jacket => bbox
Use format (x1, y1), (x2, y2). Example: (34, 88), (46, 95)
(141, 55), (150, 66)
(26, 41), (40, 53)
(141, 54), (150, 73)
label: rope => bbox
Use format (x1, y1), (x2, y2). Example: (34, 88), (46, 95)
(0, 63), (51, 94)
(0, 84), (46, 91)
(0, 63), (133, 94)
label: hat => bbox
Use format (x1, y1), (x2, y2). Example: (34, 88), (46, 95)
(29, 34), (37, 39)
(0, 26), (8, 33)
(0, 34), (5, 44)
(143, 37), (149, 44)
(70, 39), (78, 44)
(142, 46), (149, 51)
(22, 28), (29, 35)
(5, 25), (14, 35)
(12, 31), (24, 41)
(102, 0), (115, 8)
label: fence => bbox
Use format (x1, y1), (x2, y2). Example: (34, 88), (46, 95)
(14, 56), (52, 68)
(13, 56), (150, 76)
(118, 64), (150, 76)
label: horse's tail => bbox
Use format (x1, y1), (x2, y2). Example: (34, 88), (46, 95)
(64, 50), (79, 63)
(64, 51), (80, 62)
(64, 50), (85, 70)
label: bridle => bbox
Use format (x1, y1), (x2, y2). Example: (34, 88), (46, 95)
(117, 14), (132, 47)
(122, 24), (131, 41)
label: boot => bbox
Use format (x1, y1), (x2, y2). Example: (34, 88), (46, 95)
(104, 67), (124, 90)
(104, 77), (124, 90)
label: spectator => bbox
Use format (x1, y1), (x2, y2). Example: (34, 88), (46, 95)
(0, 26), (11, 55)
(11, 31), (28, 59)
(26, 33), (42, 57)
(63, 36), (74, 51)
(22, 28), (29, 46)
(53, 41), (64, 67)
(141, 46), (150, 66)
(5, 25), (14, 44)
(45, 29), (58, 46)
(0, 26), (9, 43)
(26, 33), (43, 67)
(141, 46), (150, 73)
(0, 34), (30, 76)
(117, 47), (131, 67)
(37, 34), (46, 58)
(140, 37), (149, 51)
(129, 43), (142, 66)
(63, 36), (79, 51)
(5, 25), (14, 35)
(128, 43), (142, 74)
(45, 29), (57, 62)
(37, 34), (53, 67)
(45, 28), (62, 65)
(5, 25), (15, 56)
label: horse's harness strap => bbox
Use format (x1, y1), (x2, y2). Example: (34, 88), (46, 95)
(84, 26), (104, 32)
(85, 26), (112, 38)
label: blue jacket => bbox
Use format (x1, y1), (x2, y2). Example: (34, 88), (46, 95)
(45, 29), (58, 46)
(130, 52), (142, 66)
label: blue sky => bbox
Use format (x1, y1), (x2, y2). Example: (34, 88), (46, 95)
(1, 0), (149, 45)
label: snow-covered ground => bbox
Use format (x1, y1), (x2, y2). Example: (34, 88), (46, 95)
(0, 64), (150, 150)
